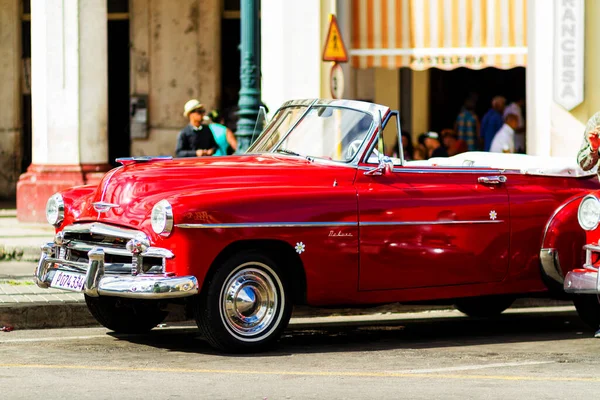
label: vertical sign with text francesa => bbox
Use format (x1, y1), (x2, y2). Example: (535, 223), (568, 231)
(554, 0), (584, 111)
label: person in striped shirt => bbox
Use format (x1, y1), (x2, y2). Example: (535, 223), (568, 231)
(454, 96), (480, 152)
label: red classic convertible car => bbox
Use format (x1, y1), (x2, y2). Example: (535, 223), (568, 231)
(35, 99), (600, 352)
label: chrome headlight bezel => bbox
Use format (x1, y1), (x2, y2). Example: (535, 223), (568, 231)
(151, 200), (174, 237)
(578, 195), (600, 231)
(45, 193), (65, 226)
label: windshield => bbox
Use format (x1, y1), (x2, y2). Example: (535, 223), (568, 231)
(249, 105), (374, 163)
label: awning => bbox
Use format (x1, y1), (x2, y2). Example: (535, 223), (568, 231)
(350, 0), (527, 70)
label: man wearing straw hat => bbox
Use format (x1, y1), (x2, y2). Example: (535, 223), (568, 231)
(175, 99), (218, 157)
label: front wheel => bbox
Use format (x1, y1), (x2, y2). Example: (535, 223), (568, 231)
(195, 252), (292, 353)
(573, 294), (600, 330)
(454, 295), (516, 318)
(85, 295), (168, 333)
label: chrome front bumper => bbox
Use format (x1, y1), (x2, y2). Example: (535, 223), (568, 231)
(35, 242), (199, 299)
(564, 244), (600, 294)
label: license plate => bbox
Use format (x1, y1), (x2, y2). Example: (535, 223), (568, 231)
(51, 270), (86, 292)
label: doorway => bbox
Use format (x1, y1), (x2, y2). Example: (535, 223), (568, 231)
(428, 67), (526, 135)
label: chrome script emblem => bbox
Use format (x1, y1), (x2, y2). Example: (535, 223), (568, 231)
(93, 202), (119, 214)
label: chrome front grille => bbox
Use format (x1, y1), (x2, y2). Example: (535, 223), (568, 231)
(56, 223), (172, 275)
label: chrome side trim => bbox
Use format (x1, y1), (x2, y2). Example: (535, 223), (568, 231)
(541, 195), (584, 248)
(359, 166), (507, 174)
(176, 222), (357, 229)
(539, 248), (564, 285)
(175, 220), (503, 229)
(359, 220), (504, 226)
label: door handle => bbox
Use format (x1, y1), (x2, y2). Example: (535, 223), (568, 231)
(478, 175), (507, 185)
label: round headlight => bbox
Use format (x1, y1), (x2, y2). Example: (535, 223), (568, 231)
(45, 193), (64, 226)
(151, 200), (174, 236)
(578, 195), (600, 231)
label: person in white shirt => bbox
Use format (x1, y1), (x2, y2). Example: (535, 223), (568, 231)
(490, 114), (519, 153)
(504, 98), (525, 152)
(503, 99), (524, 129)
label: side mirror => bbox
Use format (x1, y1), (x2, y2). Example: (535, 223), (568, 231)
(364, 156), (394, 176)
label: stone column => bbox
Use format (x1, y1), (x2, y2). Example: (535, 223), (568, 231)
(525, 0), (553, 156)
(17, 0), (110, 222)
(129, 0), (221, 157)
(261, 0), (322, 117)
(0, 0), (22, 200)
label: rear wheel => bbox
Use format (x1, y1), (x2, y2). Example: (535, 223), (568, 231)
(85, 295), (168, 333)
(573, 294), (600, 329)
(454, 295), (516, 318)
(195, 251), (292, 353)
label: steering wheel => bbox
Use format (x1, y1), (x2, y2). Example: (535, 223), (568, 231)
(345, 139), (363, 161)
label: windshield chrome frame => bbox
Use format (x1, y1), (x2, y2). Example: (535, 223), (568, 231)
(246, 98), (389, 166)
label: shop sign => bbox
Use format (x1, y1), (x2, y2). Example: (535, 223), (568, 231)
(554, 0), (584, 111)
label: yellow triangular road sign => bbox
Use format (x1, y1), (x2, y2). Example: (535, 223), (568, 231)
(322, 14), (348, 63)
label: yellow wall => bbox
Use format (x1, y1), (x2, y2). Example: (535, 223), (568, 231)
(411, 70), (430, 137)
(374, 69), (400, 145)
(569, 0), (600, 124)
(374, 69), (400, 110)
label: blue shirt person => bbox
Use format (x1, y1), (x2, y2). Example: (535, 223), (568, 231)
(480, 96), (506, 152)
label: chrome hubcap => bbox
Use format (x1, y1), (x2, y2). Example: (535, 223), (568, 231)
(220, 264), (282, 339)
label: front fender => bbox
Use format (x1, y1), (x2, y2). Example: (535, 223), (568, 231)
(540, 194), (586, 288)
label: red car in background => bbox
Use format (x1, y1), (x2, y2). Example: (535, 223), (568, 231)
(35, 99), (600, 352)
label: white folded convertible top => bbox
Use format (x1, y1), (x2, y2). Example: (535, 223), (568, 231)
(405, 151), (597, 178)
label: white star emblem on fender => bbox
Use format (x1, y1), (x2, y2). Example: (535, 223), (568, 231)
(295, 242), (306, 254)
(489, 210), (498, 220)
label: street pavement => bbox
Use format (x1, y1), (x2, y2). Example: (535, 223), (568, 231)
(1, 307), (599, 399)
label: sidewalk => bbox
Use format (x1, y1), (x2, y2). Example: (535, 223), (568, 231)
(0, 204), (574, 331)
(0, 209), (54, 262)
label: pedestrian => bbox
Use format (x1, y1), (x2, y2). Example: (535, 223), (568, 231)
(481, 96), (506, 152)
(207, 109), (238, 155)
(504, 98), (525, 131)
(504, 97), (526, 153)
(454, 96), (480, 151)
(401, 131), (414, 161)
(413, 133), (428, 160)
(176, 99), (218, 158)
(577, 111), (600, 175)
(489, 114), (519, 153)
(441, 129), (468, 156)
(423, 131), (448, 159)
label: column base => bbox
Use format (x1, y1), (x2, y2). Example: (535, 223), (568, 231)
(16, 164), (111, 223)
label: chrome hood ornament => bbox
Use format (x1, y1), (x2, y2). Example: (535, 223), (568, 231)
(93, 202), (119, 214)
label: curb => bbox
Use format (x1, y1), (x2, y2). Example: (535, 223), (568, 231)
(0, 245), (41, 263)
(0, 298), (574, 331)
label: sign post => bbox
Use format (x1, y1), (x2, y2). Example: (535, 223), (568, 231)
(553, 0), (584, 110)
(322, 14), (348, 100)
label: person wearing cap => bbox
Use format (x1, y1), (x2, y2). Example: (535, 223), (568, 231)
(176, 99), (219, 158)
(577, 111), (600, 177)
(424, 131), (448, 159)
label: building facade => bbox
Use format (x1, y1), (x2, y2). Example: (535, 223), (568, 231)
(1, 0), (599, 221)
(4, 0), (240, 221)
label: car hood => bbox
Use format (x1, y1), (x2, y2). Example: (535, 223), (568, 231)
(71, 154), (357, 228)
